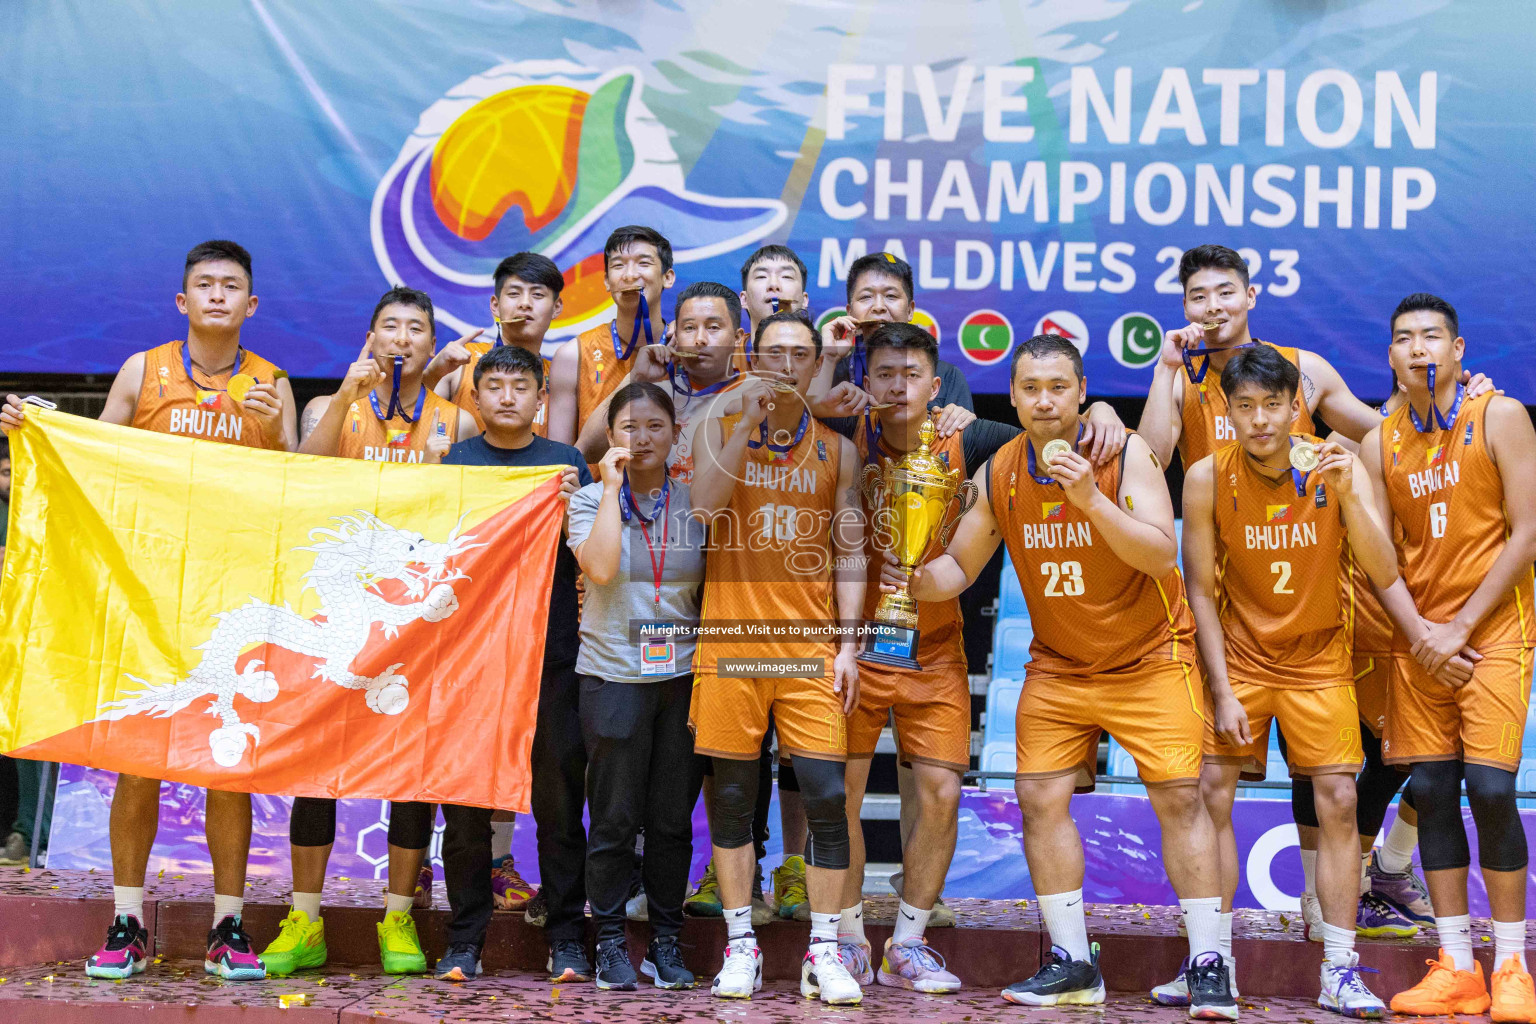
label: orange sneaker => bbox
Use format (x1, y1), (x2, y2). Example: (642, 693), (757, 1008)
(1390, 950), (1491, 1016)
(1493, 956), (1536, 1023)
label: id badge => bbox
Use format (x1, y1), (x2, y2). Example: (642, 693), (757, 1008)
(638, 622), (676, 677)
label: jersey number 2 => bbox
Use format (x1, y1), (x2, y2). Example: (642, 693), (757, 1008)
(1041, 561), (1085, 597)
(1270, 561), (1294, 595)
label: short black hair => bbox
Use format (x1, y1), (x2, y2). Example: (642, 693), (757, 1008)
(1010, 333), (1084, 382)
(865, 321), (938, 374)
(1220, 344), (1299, 401)
(1391, 292), (1459, 339)
(473, 343), (543, 388)
(1179, 244), (1250, 289)
(183, 239), (252, 290)
(493, 252), (564, 297)
(370, 286), (436, 333)
(675, 281), (742, 328)
(845, 251), (914, 305)
(607, 381), (676, 431)
(752, 309), (820, 357)
(740, 244), (808, 289)
(605, 225), (674, 274)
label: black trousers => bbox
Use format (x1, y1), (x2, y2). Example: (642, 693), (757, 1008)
(580, 673), (694, 943)
(442, 661), (587, 947)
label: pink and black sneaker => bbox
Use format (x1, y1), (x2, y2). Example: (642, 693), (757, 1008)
(86, 915), (150, 979)
(205, 915), (267, 980)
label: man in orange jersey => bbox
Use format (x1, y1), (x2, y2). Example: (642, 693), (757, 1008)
(1169, 346), (1397, 1016)
(896, 334), (1234, 1018)
(1358, 294), (1536, 1020)
(2, 240), (297, 982)
(551, 225), (674, 436)
(832, 322), (1022, 993)
(426, 252), (573, 445)
(691, 309), (867, 1005)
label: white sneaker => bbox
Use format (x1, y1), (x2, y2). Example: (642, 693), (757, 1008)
(1301, 893), (1324, 942)
(1151, 958), (1239, 1004)
(802, 940), (863, 1005)
(625, 890), (648, 922)
(711, 938), (763, 999)
(1318, 952), (1385, 1018)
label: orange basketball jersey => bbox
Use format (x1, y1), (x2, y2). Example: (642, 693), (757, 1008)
(696, 414), (844, 667)
(856, 421), (968, 669)
(576, 322), (642, 429)
(1210, 437), (1353, 688)
(1180, 341), (1315, 467)
(451, 340), (549, 437)
(667, 374), (743, 486)
(336, 387), (461, 463)
(988, 434), (1196, 677)
(134, 341), (285, 449)
(1382, 391), (1535, 652)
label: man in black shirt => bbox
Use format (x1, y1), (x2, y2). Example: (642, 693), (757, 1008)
(434, 345), (592, 983)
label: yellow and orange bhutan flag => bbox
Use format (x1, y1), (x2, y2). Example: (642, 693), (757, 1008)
(0, 408), (565, 812)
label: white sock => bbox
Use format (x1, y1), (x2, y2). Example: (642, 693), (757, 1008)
(1437, 914), (1474, 971)
(809, 911), (840, 945)
(292, 891), (322, 922)
(1493, 919), (1528, 971)
(1219, 912), (1234, 961)
(837, 903), (866, 943)
(212, 894), (243, 927)
(490, 820), (514, 862)
(1038, 889), (1091, 962)
(725, 905), (753, 940)
(113, 885), (145, 924)
(1321, 922), (1356, 965)
(1359, 853), (1371, 896)
(1181, 897), (1222, 959)
(1300, 848), (1318, 897)
(1378, 817), (1418, 875)
(384, 892), (413, 916)
(893, 900), (931, 945)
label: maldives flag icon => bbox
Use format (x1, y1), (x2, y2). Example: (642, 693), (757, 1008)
(959, 309), (1013, 366)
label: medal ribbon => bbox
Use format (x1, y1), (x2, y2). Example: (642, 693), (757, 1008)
(369, 356), (426, 424)
(1025, 424), (1085, 485)
(1407, 364), (1465, 433)
(744, 296), (780, 360)
(1182, 341), (1258, 384)
(610, 291), (658, 362)
(748, 409), (810, 456)
(668, 360), (737, 402)
(181, 341), (247, 391)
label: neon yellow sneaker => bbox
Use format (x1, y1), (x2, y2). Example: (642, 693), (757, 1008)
(377, 910), (428, 975)
(684, 860), (723, 917)
(260, 909), (327, 976)
(774, 855), (810, 921)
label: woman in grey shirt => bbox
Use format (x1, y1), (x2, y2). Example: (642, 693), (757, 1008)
(568, 382), (707, 992)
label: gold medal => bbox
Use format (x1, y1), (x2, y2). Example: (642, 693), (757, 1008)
(1202, 320), (1222, 332)
(1041, 438), (1073, 465)
(1289, 441), (1320, 472)
(226, 373), (258, 403)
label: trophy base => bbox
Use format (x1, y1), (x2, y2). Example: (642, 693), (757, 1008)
(859, 622), (921, 671)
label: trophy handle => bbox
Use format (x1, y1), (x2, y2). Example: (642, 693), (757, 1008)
(860, 462), (884, 509)
(938, 479), (980, 548)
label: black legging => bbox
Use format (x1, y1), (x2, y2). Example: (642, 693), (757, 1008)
(1412, 760), (1528, 873)
(289, 796), (434, 849)
(709, 753), (849, 869)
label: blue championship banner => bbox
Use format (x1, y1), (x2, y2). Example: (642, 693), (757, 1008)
(4, 1), (1532, 399)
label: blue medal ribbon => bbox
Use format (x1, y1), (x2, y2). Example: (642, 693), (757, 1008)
(748, 409), (810, 458)
(1407, 364), (1465, 433)
(1025, 424), (1086, 485)
(620, 471), (670, 526)
(862, 409), (884, 466)
(181, 341), (247, 391)
(1182, 341), (1257, 385)
(668, 360), (737, 404)
(610, 291), (659, 362)
(369, 356), (425, 424)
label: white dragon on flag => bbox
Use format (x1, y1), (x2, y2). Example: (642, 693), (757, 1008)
(95, 512), (481, 767)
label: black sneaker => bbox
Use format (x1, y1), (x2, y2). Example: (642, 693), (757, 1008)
(1187, 951), (1239, 1020)
(547, 938), (593, 982)
(595, 938), (638, 991)
(642, 935), (696, 990)
(1001, 943), (1105, 1005)
(524, 889), (548, 928)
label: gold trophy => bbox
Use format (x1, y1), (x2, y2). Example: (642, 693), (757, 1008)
(859, 418), (978, 669)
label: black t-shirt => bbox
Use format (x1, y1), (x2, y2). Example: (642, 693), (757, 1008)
(444, 433), (593, 668)
(828, 415), (1019, 479)
(832, 354), (974, 411)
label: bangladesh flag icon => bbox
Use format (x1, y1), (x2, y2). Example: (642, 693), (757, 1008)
(958, 309), (1013, 365)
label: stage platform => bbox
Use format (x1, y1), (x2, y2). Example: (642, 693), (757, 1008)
(0, 866), (1504, 1022)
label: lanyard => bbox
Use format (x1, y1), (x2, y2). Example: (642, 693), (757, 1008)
(610, 291), (660, 362)
(847, 339), (868, 392)
(668, 361), (737, 402)
(1025, 424), (1085, 485)
(744, 297), (781, 360)
(748, 409), (810, 457)
(1407, 364), (1465, 433)
(1182, 341), (1257, 385)
(622, 474), (671, 609)
(369, 356), (426, 424)
(862, 409), (883, 465)
(181, 341), (246, 390)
